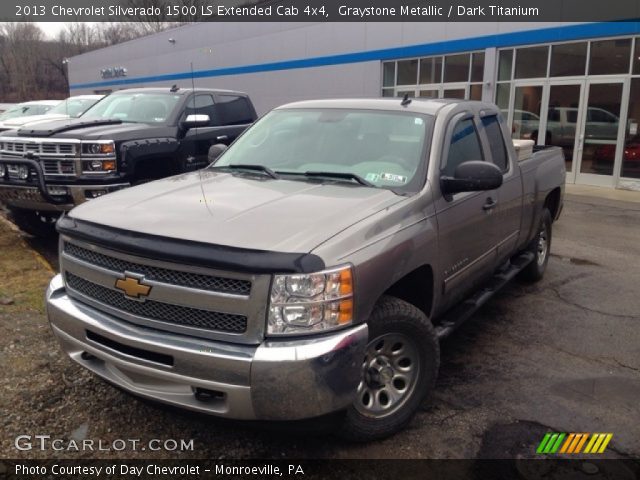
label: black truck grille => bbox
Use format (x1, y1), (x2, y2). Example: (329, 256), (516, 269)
(66, 272), (248, 333)
(64, 242), (252, 295)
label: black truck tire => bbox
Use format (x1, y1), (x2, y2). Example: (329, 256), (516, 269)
(337, 296), (439, 442)
(520, 208), (552, 282)
(7, 208), (58, 238)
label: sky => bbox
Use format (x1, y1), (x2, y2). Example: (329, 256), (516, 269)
(37, 22), (97, 39)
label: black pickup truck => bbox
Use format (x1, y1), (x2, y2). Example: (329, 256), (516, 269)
(0, 87), (257, 236)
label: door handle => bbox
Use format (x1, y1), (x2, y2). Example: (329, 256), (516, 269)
(483, 198), (497, 211)
(216, 135), (228, 141)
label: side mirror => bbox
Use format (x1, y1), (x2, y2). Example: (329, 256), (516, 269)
(182, 114), (209, 129)
(208, 143), (227, 163)
(441, 161), (503, 195)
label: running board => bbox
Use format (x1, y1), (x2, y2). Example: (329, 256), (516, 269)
(434, 251), (535, 340)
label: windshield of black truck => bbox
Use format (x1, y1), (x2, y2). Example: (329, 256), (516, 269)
(212, 108), (432, 192)
(81, 93), (182, 124)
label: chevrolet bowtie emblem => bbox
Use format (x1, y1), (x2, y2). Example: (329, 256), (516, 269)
(115, 275), (152, 299)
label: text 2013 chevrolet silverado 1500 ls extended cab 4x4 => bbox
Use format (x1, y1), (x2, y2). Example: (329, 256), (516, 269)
(46, 98), (565, 440)
(0, 87), (256, 237)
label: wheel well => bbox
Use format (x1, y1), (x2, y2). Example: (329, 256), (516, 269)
(544, 187), (562, 220)
(383, 265), (433, 317)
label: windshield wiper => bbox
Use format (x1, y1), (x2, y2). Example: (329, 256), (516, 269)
(303, 171), (374, 187)
(212, 164), (280, 179)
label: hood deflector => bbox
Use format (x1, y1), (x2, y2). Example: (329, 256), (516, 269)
(57, 215), (326, 274)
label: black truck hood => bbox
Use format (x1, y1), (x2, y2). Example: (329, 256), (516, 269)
(16, 117), (169, 140)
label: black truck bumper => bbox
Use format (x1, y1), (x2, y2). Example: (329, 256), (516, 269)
(0, 158), (128, 211)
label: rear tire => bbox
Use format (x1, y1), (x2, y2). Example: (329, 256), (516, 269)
(337, 296), (439, 442)
(520, 208), (552, 282)
(7, 208), (58, 238)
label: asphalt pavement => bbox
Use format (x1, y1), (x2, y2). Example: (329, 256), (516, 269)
(1, 192), (639, 463)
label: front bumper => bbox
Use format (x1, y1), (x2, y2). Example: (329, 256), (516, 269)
(0, 183), (129, 211)
(46, 274), (368, 420)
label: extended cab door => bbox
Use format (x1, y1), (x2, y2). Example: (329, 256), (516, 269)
(178, 93), (255, 170)
(434, 112), (499, 310)
(478, 112), (522, 263)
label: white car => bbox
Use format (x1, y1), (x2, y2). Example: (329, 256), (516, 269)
(0, 100), (61, 127)
(0, 96), (103, 132)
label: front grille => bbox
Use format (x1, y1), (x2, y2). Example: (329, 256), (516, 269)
(42, 159), (76, 175)
(0, 141), (77, 155)
(66, 272), (248, 333)
(0, 140), (78, 177)
(64, 242), (252, 295)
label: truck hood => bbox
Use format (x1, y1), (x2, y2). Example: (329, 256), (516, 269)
(0, 113), (68, 129)
(68, 170), (405, 253)
(15, 117), (164, 140)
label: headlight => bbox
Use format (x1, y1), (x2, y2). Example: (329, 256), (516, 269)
(82, 142), (115, 155)
(82, 159), (116, 173)
(268, 265), (354, 335)
(0, 163), (5, 177)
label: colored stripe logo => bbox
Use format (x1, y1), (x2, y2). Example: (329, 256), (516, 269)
(537, 433), (613, 454)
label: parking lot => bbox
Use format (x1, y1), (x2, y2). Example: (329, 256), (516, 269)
(0, 191), (639, 461)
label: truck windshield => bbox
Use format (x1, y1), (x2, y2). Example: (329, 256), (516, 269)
(81, 93), (182, 124)
(212, 108), (432, 192)
(48, 97), (102, 118)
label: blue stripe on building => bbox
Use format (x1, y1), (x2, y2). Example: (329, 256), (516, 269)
(70, 21), (640, 90)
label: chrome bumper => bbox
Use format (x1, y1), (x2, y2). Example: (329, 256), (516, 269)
(0, 183), (129, 211)
(46, 274), (368, 420)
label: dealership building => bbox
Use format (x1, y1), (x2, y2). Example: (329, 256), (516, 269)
(67, 21), (640, 190)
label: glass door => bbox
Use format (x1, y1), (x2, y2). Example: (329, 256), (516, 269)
(510, 83), (544, 142)
(543, 82), (585, 181)
(575, 80), (626, 187)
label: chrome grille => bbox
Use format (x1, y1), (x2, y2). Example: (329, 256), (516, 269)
(0, 141), (77, 155)
(0, 139), (78, 177)
(42, 159), (76, 175)
(66, 272), (248, 333)
(64, 242), (252, 295)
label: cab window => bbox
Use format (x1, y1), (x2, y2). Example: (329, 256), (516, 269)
(442, 117), (483, 177)
(481, 115), (509, 172)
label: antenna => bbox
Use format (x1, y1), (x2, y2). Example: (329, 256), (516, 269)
(189, 62), (198, 142)
(401, 93), (412, 106)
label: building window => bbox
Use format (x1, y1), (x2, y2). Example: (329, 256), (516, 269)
(515, 46), (549, 79)
(381, 50), (484, 101)
(471, 52), (485, 82)
(444, 54), (470, 83)
(420, 57), (442, 84)
(622, 78), (640, 179)
(397, 59), (418, 85)
(382, 62), (396, 87)
(589, 39), (632, 75)
(498, 49), (513, 81)
(633, 37), (640, 74)
(550, 42), (587, 77)
(495, 83), (510, 111)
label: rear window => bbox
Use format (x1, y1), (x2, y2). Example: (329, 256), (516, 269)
(482, 115), (509, 171)
(216, 95), (254, 125)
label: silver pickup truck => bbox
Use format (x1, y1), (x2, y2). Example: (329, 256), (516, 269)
(46, 98), (565, 441)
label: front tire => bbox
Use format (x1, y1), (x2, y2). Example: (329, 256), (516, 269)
(338, 296), (439, 442)
(520, 208), (552, 282)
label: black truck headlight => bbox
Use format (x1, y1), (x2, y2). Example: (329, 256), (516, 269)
(267, 265), (354, 335)
(82, 142), (115, 155)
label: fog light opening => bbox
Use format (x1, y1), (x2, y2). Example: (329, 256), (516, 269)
(193, 387), (225, 403)
(80, 351), (96, 361)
